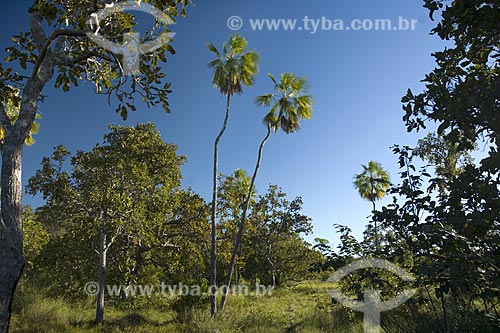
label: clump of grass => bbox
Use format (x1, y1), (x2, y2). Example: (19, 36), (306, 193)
(11, 281), (85, 332)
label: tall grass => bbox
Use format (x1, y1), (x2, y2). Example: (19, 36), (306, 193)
(10, 279), (498, 332)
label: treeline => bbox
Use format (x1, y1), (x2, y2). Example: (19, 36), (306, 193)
(22, 123), (321, 319)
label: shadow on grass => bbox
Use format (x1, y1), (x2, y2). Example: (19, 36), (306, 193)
(71, 313), (176, 332)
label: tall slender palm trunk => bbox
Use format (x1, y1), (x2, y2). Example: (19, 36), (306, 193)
(372, 200), (378, 253)
(219, 125), (271, 312)
(210, 93), (231, 317)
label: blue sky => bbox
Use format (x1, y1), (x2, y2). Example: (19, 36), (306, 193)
(0, 1), (446, 245)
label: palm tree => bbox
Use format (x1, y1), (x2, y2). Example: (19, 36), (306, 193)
(206, 34), (259, 316)
(353, 161), (390, 251)
(219, 72), (313, 311)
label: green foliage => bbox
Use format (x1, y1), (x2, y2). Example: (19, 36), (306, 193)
(207, 34), (260, 96)
(353, 160), (390, 252)
(26, 123), (209, 295)
(0, 86), (41, 146)
(403, 0), (500, 147)
(414, 131), (476, 194)
(374, 145), (500, 331)
(256, 73), (313, 133)
(21, 205), (49, 270)
(244, 185), (316, 286)
(216, 169), (254, 273)
(353, 160), (391, 205)
(216, 178), (317, 287)
(388, 0), (500, 329)
(218, 169), (253, 226)
(1, 0), (190, 124)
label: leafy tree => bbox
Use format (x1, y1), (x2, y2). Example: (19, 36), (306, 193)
(378, 0), (500, 329)
(414, 131), (475, 194)
(244, 185), (313, 288)
(206, 34), (259, 316)
(217, 169), (252, 229)
(220, 72), (313, 311)
(377, 145), (499, 331)
(353, 160), (390, 251)
(109, 188), (209, 298)
(20, 205), (49, 272)
(216, 169), (254, 286)
(0, 1), (189, 330)
(27, 123), (189, 324)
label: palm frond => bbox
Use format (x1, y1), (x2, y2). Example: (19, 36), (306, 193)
(206, 43), (220, 57)
(256, 72), (313, 134)
(267, 73), (277, 86)
(255, 94), (273, 107)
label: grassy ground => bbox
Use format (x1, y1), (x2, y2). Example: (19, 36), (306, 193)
(10, 280), (366, 333)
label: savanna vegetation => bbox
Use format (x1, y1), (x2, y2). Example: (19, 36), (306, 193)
(0, 0), (499, 332)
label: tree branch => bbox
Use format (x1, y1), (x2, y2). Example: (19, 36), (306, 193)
(54, 50), (114, 67)
(0, 104), (12, 130)
(32, 28), (88, 80)
(30, 12), (47, 52)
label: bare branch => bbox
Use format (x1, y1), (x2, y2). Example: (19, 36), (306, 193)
(54, 50), (113, 67)
(160, 241), (180, 248)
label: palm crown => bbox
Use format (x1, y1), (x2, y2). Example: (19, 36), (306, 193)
(255, 73), (313, 133)
(353, 160), (391, 204)
(206, 34), (260, 96)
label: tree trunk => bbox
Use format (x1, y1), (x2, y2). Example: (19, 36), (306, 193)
(0, 22), (54, 327)
(219, 125), (271, 312)
(209, 93), (231, 317)
(441, 292), (448, 333)
(95, 229), (107, 324)
(0, 142), (25, 333)
(266, 255), (276, 290)
(372, 200), (378, 252)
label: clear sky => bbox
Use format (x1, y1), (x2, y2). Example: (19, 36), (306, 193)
(0, 1), (446, 245)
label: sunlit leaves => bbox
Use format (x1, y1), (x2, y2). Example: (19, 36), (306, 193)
(4, 0), (191, 125)
(26, 123), (208, 291)
(5, 32), (37, 70)
(0, 85), (41, 146)
(243, 184), (315, 285)
(22, 205), (50, 270)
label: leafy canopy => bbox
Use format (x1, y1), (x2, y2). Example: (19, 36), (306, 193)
(0, 0), (191, 123)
